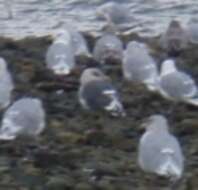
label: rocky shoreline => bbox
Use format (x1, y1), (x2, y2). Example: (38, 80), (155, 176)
(0, 33), (197, 189)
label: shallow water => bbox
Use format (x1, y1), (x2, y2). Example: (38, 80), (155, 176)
(0, 0), (197, 39)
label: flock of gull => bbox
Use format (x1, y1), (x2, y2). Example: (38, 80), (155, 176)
(1, 1), (198, 185)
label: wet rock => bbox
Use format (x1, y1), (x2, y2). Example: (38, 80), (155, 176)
(46, 176), (74, 190)
(75, 182), (93, 190)
(0, 33), (196, 190)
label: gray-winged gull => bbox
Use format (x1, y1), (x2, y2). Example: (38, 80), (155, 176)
(158, 59), (198, 106)
(0, 97), (45, 140)
(0, 57), (14, 109)
(122, 40), (158, 91)
(93, 33), (123, 64)
(96, 2), (133, 31)
(160, 20), (189, 54)
(67, 27), (91, 58)
(78, 68), (126, 117)
(138, 114), (184, 180)
(4, 0), (13, 19)
(46, 30), (75, 75)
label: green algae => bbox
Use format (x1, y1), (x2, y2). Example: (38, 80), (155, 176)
(0, 33), (196, 190)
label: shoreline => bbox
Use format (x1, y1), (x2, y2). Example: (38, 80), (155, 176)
(0, 34), (197, 189)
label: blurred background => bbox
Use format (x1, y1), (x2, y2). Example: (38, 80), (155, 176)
(0, 0), (197, 38)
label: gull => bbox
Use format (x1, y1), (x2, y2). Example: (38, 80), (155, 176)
(67, 27), (91, 58)
(78, 68), (125, 117)
(46, 30), (75, 75)
(122, 40), (158, 91)
(4, 0), (13, 19)
(158, 59), (198, 106)
(96, 2), (133, 31)
(160, 20), (189, 55)
(93, 33), (123, 64)
(138, 114), (184, 181)
(0, 97), (45, 140)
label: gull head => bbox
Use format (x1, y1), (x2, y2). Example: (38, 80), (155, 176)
(80, 68), (107, 85)
(168, 20), (182, 30)
(142, 114), (169, 132)
(127, 41), (148, 51)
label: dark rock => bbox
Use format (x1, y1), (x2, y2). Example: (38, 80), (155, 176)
(0, 34), (196, 190)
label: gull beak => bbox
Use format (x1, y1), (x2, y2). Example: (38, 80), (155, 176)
(140, 117), (152, 129)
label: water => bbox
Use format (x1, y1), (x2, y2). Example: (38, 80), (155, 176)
(0, 0), (197, 39)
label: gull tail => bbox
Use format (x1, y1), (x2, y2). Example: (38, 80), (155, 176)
(76, 47), (92, 58)
(103, 90), (126, 117)
(52, 59), (71, 75)
(105, 99), (126, 117)
(0, 118), (17, 140)
(0, 133), (15, 140)
(186, 98), (198, 106)
(185, 90), (198, 106)
(157, 149), (182, 180)
(146, 82), (158, 92)
(144, 77), (159, 92)
(158, 158), (182, 179)
(112, 101), (126, 117)
(85, 52), (93, 58)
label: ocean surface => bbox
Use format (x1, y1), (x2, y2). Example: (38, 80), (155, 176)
(0, 0), (197, 39)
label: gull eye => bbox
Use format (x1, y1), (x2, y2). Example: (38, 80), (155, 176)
(92, 71), (102, 77)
